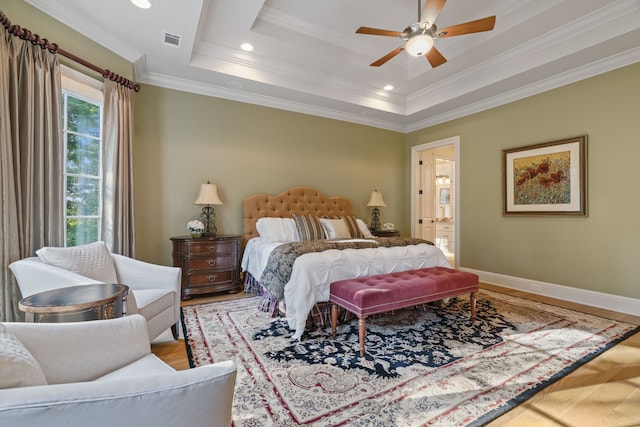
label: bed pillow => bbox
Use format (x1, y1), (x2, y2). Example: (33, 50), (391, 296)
(341, 215), (365, 238)
(0, 323), (48, 389)
(319, 218), (351, 240)
(292, 214), (326, 241)
(256, 217), (299, 242)
(320, 215), (365, 239)
(36, 241), (118, 284)
(356, 218), (376, 238)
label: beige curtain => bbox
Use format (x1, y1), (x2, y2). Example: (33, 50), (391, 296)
(102, 80), (135, 256)
(0, 26), (64, 321)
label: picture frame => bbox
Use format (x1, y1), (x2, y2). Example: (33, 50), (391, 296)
(503, 135), (587, 216)
(439, 188), (450, 205)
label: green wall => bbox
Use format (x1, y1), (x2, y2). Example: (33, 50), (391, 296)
(133, 85), (404, 264)
(406, 62), (640, 299)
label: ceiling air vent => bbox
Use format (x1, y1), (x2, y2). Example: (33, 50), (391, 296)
(163, 32), (182, 48)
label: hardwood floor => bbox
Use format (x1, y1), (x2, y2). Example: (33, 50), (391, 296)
(151, 284), (640, 426)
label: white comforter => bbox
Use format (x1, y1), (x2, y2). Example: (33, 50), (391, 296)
(242, 238), (450, 339)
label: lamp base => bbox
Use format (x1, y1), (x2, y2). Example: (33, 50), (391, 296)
(200, 205), (217, 237)
(370, 207), (381, 231)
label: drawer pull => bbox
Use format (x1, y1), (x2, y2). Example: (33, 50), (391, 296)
(207, 274), (218, 282)
(208, 246), (217, 253)
(207, 259), (217, 267)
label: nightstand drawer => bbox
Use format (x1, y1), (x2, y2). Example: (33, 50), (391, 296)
(187, 255), (234, 271)
(187, 240), (235, 255)
(188, 270), (234, 286)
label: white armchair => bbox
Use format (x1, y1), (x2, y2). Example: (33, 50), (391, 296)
(0, 315), (237, 427)
(9, 242), (181, 341)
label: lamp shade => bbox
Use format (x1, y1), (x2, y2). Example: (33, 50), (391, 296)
(194, 183), (223, 205)
(405, 33), (434, 57)
(366, 190), (386, 207)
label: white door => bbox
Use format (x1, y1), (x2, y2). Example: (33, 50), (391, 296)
(411, 137), (459, 266)
(417, 150), (435, 242)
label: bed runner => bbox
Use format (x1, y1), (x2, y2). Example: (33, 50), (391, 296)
(259, 237), (432, 301)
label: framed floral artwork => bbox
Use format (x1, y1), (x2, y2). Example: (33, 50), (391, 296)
(503, 135), (587, 216)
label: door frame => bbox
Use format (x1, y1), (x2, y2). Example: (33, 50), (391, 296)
(410, 136), (460, 265)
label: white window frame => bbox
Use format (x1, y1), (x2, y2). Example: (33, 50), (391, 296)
(61, 66), (104, 247)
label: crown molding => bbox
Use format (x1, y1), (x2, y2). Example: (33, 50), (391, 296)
(136, 70), (407, 132)
(26, 0), (143, 62)
(404, 46), (640, 132)
(138, 45), (640, 134)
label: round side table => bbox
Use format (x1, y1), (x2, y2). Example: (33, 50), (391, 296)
(19, 283), (129, 323)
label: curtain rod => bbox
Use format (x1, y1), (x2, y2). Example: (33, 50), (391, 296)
(0, 10), (140, 92)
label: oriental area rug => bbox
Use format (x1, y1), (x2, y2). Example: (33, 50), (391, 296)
(181, 290), (639, 426)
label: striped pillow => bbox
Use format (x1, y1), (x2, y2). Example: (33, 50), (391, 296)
(321, 215), (364, 239)
(292, 214), (326, 241)
(342, 215), (364, 238)
(319, 218), (351, 239)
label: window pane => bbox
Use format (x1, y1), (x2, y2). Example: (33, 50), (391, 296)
(66, 175), (100, 216)
(66, 218), (99, 247)
(63, 78), (103, 248)
(67, 96), (100, 137)
(67, 133), (100, 176)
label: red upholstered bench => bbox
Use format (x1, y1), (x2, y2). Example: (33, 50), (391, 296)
(330, 267), (479, 356)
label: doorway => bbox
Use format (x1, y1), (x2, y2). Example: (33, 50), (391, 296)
(410, 136), (459, 266)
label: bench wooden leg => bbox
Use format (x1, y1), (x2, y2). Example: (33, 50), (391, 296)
(358, 316), (366, 357)
(470, 291), (477, 323)
(331, 303), (338, 337)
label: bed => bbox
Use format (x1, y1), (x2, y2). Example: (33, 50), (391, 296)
(241, 186), (450, 339)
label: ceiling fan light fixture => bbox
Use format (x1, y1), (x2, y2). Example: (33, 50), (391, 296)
(405, 33), (434, 57)
(131, 0), (151, 9)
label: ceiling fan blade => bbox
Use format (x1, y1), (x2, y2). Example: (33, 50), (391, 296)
(420, 0), (447, 28)
(436, 16), (496, 38)
(370, 47), (404, 67)
(425, 46), (447, 68)
(356, 27), (402, 37)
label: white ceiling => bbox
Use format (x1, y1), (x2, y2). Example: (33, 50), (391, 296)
(27, 0), (640, 132)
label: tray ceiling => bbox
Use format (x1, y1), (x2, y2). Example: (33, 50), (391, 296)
(27, 0), (640, 132)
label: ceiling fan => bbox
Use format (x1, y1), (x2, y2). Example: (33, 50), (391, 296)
(356, 0), (496, 68)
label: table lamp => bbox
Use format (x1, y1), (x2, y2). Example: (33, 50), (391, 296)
(194, 182), (223, 236)
(366, 190), (386, 231)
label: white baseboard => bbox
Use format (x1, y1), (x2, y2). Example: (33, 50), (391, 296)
(461, 267), (640, 318)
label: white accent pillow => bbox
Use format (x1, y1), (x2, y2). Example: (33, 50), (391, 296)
(0, 323), (48, 388)
(36, 241), (118, 284)
(356, 219), (375, 238)
(319, 218), (351, 240)
(256, 218), (299, 242)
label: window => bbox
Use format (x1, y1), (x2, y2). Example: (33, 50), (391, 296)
(61, 67), (104, 247)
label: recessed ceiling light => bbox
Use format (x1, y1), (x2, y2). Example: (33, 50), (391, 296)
(383, 85), (394, 91)
(240, 43), (254, 52)
(131, 0), (151, 9)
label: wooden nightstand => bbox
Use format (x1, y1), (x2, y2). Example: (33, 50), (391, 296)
(371, 229), (401, 237)
(170, 235), (242, 300)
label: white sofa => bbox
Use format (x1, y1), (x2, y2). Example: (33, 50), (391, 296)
(9, 242), (181, 341)
(0, 315), (237, 427)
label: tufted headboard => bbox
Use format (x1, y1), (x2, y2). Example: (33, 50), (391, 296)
(242, 186), (353, 246)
